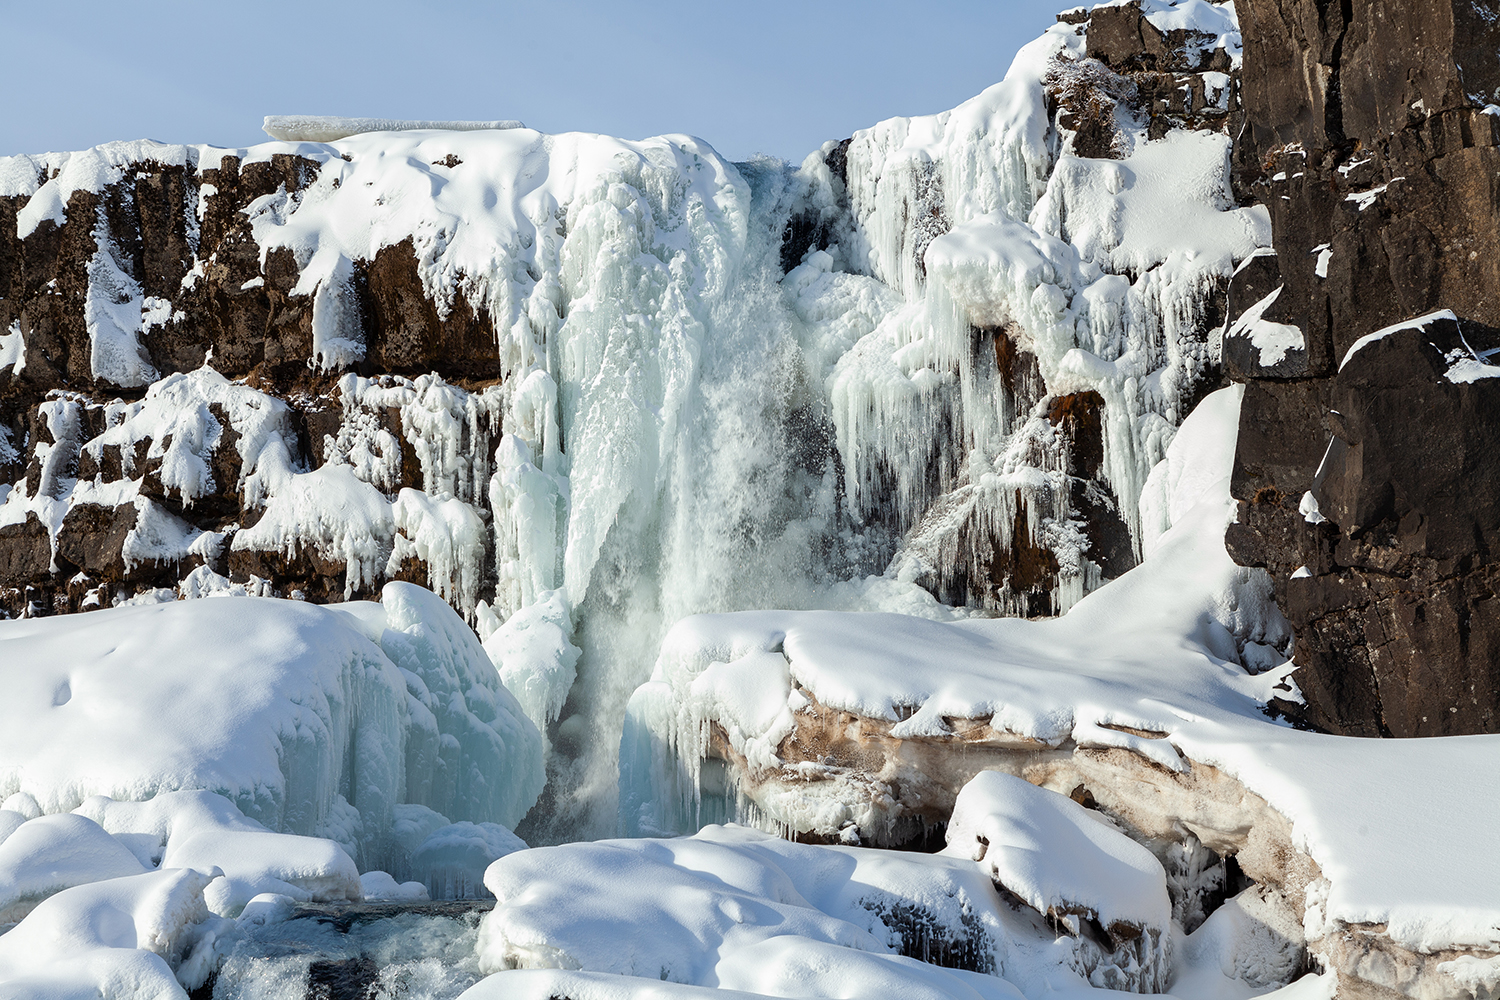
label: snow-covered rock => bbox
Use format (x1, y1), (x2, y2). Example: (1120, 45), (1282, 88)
(0, 868), (227, 999)
(0, 814), (147, 925)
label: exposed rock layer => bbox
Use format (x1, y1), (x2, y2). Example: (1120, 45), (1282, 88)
(1225, 0), (1500, 736)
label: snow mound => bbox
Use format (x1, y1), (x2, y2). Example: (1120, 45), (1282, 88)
(0, 814), (147, 925)
(0, 583), (543, 868)
(475, 824), (1022, 989)
(942, 770), (1170, 945)
(359, 870), (429, 901)
(0, 868), (226, 999)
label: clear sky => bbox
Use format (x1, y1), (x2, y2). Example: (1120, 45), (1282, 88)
(2, 0), (1065, 163)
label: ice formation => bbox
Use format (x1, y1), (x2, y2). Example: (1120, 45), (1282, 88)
(622, 384), (1500, 990)
(0, 0), (1266, 842)
(0, 583), (543, 870)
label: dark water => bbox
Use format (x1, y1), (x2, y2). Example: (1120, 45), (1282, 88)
(200, 901), (493, 1000)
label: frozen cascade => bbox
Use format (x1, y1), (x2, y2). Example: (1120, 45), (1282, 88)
(0, 2), (1259, 848)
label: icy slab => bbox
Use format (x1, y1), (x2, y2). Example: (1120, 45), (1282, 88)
(262, 116), (525, 142)
(942, 771), (1170, 943)
(627, 385), (1500, 957)
(0, 868), (226, 999)
(0, 583), (543, 867)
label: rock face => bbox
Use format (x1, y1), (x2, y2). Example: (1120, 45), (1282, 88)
(1225, 0), (1500, 736)
(0, 145), (511, 620)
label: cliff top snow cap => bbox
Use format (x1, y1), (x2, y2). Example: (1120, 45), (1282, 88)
(262, 116), (525, 142)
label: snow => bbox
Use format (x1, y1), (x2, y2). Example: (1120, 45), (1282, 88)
(471, 820), (1327, 998)
(475, 824), (1022, 987)
(1311, 244), (1331, 279)
(0, 814), (147, 925)
(0, 583), (543, 869)
(0, 868), (226, 999)
(75, 790), (361, 913)
(231, 463), (396, 597)
(1227, 287), (1305, 367)
(1344, 179), (1402, 211)
(81, 365), (300, 507)
(360, 870), (431, 901)
(941, 771), (1170, 941)
(0, 322), (22, 376)
(1339, 309), (1460, 370)
(478, 588), (581, 735)
(262, 116), (525, 142)
(1298, 490), (1326, 525)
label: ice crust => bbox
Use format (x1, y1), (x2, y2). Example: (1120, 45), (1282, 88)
(262, 116), (526, 142)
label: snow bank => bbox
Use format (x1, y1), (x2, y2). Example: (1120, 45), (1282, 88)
(0, 583), (543, 868)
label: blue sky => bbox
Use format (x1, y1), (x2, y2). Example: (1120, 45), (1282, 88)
(2, 1), (1065, 162)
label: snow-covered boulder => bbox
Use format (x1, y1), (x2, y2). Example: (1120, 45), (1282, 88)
(942, 770), (1171, 992)
(475, 824), (1010, 986)
(358, 870), (429, 901)
(0, 814), (147, 925)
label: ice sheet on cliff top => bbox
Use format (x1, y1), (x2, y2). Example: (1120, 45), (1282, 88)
(633, 386), (1500, 956)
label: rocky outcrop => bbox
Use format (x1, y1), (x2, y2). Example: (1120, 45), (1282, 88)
(1225, 0), (1500, 736)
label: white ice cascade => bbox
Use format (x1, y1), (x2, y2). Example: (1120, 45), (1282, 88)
(0, 2), (1262, 844)
(472, 5), (1264, 840)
